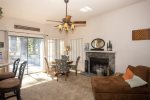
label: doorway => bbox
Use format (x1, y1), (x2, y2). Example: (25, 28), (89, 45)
(9, 36), (44, 74)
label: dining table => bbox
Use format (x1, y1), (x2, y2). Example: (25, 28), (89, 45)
(51, 60), (73, 65)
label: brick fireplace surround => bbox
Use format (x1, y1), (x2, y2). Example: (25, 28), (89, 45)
(85, 51), (115, 75)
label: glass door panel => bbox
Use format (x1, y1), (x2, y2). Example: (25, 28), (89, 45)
(9, 36), (43, 74)
(9, 36), (28, 74)
(27, 37), (43, 73)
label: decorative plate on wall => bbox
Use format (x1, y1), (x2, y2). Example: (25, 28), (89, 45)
(132, 28), (150, 40)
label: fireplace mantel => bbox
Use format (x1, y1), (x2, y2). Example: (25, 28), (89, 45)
(85, 50), (115, 53)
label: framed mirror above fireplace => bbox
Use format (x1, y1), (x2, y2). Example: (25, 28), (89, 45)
(91, 38), (105, 51)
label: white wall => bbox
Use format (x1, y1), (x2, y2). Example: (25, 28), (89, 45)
(67, 0), (150, 72)
(1, 0), (150, 73)
(0, 17), (62, 36)
(0, 16), (67, 54)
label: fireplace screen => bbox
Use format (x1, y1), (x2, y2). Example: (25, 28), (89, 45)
(90, 57), (109, 75)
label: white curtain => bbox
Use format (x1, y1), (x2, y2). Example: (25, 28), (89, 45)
(48, 38), (64, 62)
(70, 38), (83, 62)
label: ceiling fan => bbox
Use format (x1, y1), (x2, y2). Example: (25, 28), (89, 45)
(47, 0), (86, 32)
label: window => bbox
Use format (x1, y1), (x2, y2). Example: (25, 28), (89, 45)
(70, 38), (83, 62)
(48, 39), (64, 62)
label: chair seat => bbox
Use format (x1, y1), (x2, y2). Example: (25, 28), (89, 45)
(0, 72), (15, 81)
(0, 78), (20, 89)
(51, 64), (57, 68)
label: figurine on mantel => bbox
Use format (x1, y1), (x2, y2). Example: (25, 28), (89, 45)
(107, 40), (112, 51)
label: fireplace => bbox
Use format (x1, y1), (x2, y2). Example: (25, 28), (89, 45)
(90, 57), (109, 75)
(85, 51), (115, 76)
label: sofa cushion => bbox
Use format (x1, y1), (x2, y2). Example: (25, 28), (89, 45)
(128, 65), (148, 81)
(125, 75), (147, 88)
(122, 68), (134, 80)
(0, 72), (15, 81)
(0, 78), (20, 89)
(91, 76), (148, 94)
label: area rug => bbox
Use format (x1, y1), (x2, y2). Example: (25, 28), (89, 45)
(9, 72), (94, 100)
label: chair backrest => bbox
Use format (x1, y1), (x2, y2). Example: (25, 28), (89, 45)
(12, 58), (20, 75)
(55, 59), (69, 73)
(148, 66), (150, 94)
(76, 56), (80, 67)
(18, 61), (27, 87)
(44, 57), (49, 70)
(61, 55), (69, 61)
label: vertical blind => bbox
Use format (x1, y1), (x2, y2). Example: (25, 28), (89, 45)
(70, 38), (83, 62)
(48, 38), (64, 62)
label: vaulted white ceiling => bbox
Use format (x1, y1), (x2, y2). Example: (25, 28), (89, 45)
(0, 0), (144, 24)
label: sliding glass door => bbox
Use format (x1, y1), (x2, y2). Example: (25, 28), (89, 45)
(9, 36), (44, 74)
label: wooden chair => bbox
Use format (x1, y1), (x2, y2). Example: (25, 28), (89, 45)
(69, 56), (80, 76)
(0, 61), (27, 100)
(0, 58), (20, 81)
(44, 57), (56, 75)
(55, 59), (69, 81)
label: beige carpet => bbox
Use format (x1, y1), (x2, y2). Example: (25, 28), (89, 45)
(9, 72), (95, 100)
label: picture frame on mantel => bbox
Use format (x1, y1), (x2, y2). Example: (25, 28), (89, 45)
(84, 43), (90, 51)
(0, 52), (3, 62)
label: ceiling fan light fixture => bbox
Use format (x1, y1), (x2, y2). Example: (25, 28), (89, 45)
(58, 24), (63, 31)
(58, 23), (75, 32)
(64, 23), (69, 31)
(71, 24), (75, 30)
(47, 0), (86, 32)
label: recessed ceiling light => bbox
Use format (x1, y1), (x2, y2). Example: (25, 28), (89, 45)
(80, 6), (92, 13)
(85, 6), (92, 11)
(80, 8), (88, 12)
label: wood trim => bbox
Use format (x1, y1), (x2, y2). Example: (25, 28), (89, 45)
(14, 25), (40, 32)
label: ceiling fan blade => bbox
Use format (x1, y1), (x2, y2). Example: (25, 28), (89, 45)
(73, 21), (86, 24)
(46, 20), (63, 23)
(54, 25), (59, 27)
(54, 24), (63, 27)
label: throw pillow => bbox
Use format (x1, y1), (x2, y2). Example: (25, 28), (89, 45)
(125, 75), (147, 88)
(122, 68), (134, 80)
